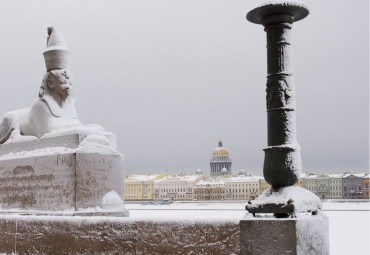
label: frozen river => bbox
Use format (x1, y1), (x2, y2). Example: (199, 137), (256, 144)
(126, 201), (370, 255)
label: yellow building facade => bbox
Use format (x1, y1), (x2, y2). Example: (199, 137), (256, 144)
(124, 174), (167, 201)
(259, 179), (271, 195)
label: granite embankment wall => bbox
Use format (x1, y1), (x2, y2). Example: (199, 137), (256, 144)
(0, 216), (240, 254)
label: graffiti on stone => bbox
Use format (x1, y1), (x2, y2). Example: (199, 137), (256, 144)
(0, 165), (58, 208)
(2, 193), (37, 207)
(12, 165), (34, 176)
(57, 154), (75, 167)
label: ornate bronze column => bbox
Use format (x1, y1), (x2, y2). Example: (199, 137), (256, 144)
(245, 2), (321, 217)
(249, 3), (308, 188)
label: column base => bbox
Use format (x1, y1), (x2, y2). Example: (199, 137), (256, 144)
(240, 212), (329, 255)
(246, 186), (322, 216)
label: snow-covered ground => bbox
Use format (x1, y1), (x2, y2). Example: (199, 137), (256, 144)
(126, 201), (370, 255)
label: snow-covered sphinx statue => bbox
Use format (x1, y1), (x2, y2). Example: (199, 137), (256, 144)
(0, 27), (117, 149)
(0, 27), (127, 216)
(0, 27), (81, 143)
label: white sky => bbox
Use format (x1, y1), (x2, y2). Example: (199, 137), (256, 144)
(0, 0), (368, 175)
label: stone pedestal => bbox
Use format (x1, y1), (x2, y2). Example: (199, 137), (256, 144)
(240, 213), (329, 255)
(0, 133), (128, 216)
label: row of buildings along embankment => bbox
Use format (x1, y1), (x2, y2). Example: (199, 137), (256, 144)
(124, 172), (369, 201)
(124, 140), (369, 201)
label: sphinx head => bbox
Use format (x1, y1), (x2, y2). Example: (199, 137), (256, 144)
(39, 69), (73, 102)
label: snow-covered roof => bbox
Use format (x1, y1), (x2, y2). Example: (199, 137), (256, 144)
(341, 173), (366, 179)
(238, 169), (247, 175)
(328, 174), (344, 178)
(125, 174), (168, 182)
(362, 174), (370, 179)
(221, 176), (260, 183)
(305, 174), (318, 179)
(303, 173), (369, 179)
(195, 169), (203, 174)
(305, 174), (341, 179)
(299, 172), (309, 178)
(196, 179), (225, 187)
(353, 173), (368, 178)
(154, 174), (200, 183)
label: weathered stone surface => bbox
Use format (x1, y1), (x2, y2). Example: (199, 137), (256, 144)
(0, 219), (16, 254)
(0, 216), (240, 255)
(240, 218), (296, 254)
(240, 213), (329, 255)
(75, 153), (124, 210)
(137, 219), (240, 254)
(1, 216), (137, 254)
(0, 134), (125, 212)
(0, 154), (76, 210)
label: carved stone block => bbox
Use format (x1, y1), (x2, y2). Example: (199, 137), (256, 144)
(0, 134), (125, 213)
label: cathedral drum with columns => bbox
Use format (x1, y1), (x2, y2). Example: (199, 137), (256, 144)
(210, 140), (232, 177)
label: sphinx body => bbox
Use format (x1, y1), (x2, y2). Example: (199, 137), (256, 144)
(0, 27), (116, 149)
(0, 69), (82, 144)
(0, 26), (83, 144)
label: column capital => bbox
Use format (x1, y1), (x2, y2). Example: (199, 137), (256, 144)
(247, 2), (309, 25)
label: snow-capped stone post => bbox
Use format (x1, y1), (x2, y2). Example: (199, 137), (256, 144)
(241, 2), (329, 254)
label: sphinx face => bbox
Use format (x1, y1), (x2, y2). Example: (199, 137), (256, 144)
(50, 69), (73, 99)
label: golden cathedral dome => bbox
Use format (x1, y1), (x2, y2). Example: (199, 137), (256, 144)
(212, 140), (229, 156)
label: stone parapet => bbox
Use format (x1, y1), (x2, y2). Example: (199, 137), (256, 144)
(0, 216), (240, 255)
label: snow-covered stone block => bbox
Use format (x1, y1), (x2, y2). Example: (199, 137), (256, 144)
(240, 212), (329, 255)
(0, 133), (127, 215)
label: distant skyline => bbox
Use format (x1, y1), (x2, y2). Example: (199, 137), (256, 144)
(0, 0), (368, 175)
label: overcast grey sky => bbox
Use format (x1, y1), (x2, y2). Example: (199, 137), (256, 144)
(0, 0), (368, 175)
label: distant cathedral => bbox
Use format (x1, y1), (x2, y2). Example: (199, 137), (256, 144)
(210, 140), (232, 177)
